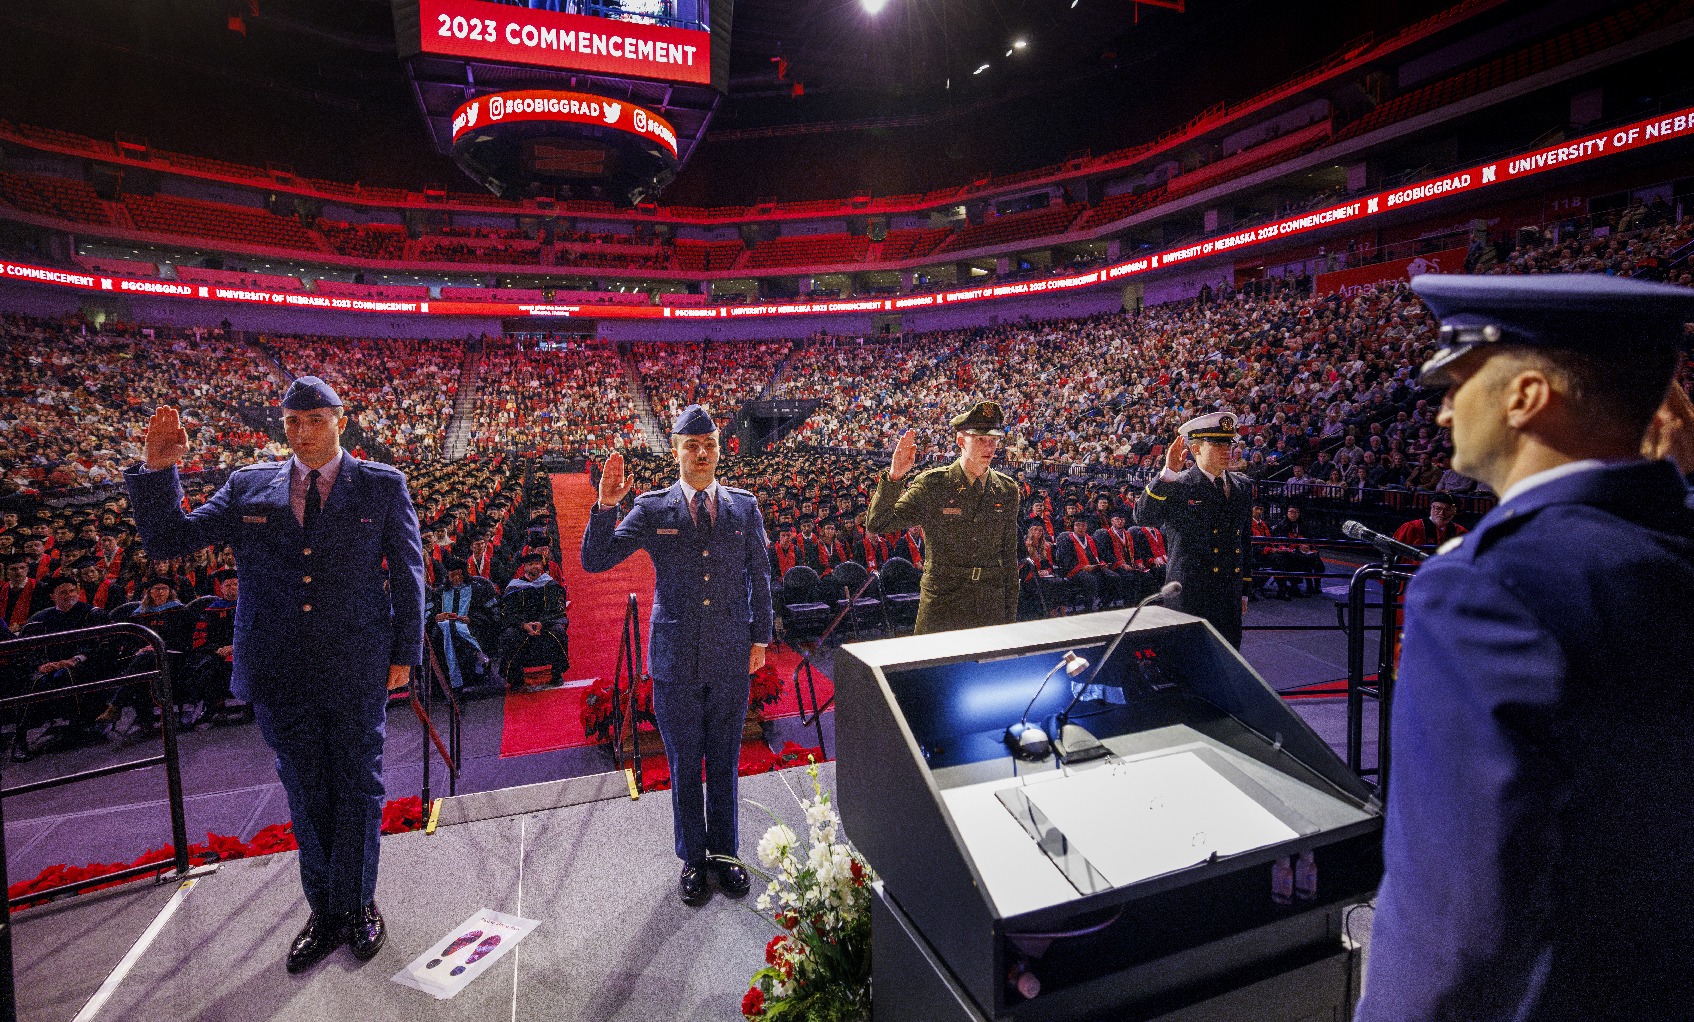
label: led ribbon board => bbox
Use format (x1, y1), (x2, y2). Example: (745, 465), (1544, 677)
(451, 90), (677, 160)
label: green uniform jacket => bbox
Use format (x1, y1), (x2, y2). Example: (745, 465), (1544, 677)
(866, 460), (1021, 635)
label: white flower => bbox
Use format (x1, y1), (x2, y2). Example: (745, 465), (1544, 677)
(757, 824), (798, 867)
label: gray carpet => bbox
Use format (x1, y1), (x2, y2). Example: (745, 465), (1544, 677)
(12, 764), (833, 1022)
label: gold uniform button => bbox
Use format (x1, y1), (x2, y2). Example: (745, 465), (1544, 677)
(302, 575), (312, 583)
(1213, 567), (1219, 572)
(302, 604), (312, 612)
(703, 599), (711, 606)
(302, 547), (312, 556)
(703, 574), (710, 581)
(702, 550), (710, 557)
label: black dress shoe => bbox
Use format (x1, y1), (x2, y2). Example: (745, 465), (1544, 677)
(286, 912), (347, 974)
(707, 857), (752, 899)
(348, 902), (386, 961)
(680, 862), (711, 906)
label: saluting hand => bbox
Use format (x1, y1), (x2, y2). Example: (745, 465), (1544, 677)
(1163, 435), (1188, 475)
(1644, 381), (1694, 477)
(144, 406), (191, 471)
(889, 429), (918, 481)
(598, 450), (633, 508)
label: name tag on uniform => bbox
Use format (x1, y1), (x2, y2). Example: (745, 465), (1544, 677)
(943, 507), (963, 516)
(243, 515), (268, 523)
(361, 517), (374, 524)
(658, 528), (679, 535)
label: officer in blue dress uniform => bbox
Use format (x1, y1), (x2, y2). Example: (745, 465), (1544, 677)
(1134, 411), (1254, 647)
(581, 405), (774, 906)
(1357, 274), (1694, 1021)
(126, 377), (426, 974)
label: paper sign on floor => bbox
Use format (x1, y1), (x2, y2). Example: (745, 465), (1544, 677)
(392, 908), (541, 1000)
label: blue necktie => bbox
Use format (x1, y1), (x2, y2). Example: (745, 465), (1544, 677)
(694, 490), (712, 538)
(305, 469), (322, 533)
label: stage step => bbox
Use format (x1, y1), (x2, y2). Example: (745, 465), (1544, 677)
(434, 768), (633, 828)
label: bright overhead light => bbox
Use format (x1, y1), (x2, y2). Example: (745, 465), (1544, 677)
(1013, 39), (1027, 49)
(1006, 49), (1013, 56)
(861, 0), (888, 12)
(975, 63), (990, 74)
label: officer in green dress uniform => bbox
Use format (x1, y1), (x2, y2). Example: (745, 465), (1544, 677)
(866, 401), (1021, 635)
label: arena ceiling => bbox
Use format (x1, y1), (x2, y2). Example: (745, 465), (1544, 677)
(0, 0), (1456, 202)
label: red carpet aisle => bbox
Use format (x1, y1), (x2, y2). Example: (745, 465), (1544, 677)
(500, 475), (833, 757)
(760, 642), (835, 718)
(500, 474), (656, 756)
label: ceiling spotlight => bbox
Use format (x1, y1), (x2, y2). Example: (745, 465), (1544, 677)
(861, 0), (888, 12)
(974, 63), (990, 74)
(1013, 39), (1027, 49)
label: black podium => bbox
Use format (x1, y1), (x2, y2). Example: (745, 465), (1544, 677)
(836, 608), (1382, 1021)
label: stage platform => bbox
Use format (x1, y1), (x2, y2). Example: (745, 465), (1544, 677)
(15, 764), (835, 1022)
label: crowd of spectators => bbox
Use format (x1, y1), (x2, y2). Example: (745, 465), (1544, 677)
(0, 313), (283, 499)
(1491, 216), (1690, 282)
(264, 335), (462, 461)
(634, 339), (791, 425)
(466, 339), (644, 456)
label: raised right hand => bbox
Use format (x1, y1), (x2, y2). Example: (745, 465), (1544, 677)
(1163, 434), (1189, 475)
(889, 429), (918, 480)
(598, 450), (633, 507)
(144, 406), (191, 471)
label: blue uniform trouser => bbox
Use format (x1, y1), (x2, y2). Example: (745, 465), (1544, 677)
(255, 696), (387, 915)
(652, 671), (751, 863)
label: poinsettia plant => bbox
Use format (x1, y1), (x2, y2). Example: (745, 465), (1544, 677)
(741, 761), (875, 1022)
(748, 662), (785, 715)
(9, 796), (427, 907)
(579, 672), (654, 744)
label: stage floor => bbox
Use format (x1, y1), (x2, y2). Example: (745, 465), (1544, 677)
(15, 765), (834, 1022)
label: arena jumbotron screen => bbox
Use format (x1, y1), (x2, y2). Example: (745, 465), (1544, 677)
(394, 0), (717, 88)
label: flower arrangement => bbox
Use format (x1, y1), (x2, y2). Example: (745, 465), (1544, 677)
(748, 662), (785, 716)
(578, 672), (654, 744)
(741, 761), (876, 1021)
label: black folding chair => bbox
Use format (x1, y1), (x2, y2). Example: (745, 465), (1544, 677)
(876, 557), (922, 630)
(777, 566), (833, 645)
(824, 560), (885, 638)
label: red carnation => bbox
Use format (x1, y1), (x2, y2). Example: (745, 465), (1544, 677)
(741, 986), (765, 1018)
(765, 934), (788, 964)
(849, 859), (867, 886)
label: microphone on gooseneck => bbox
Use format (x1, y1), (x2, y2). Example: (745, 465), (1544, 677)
(1342, 520), (1429, 563)
(1004, 652), (1090, 760)
(1050, 581), (1180, 763)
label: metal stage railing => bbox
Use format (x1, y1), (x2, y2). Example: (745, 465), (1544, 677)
(609, 594), (649, 794)
(789, 574), (877, 761)
(0, 622), (201, 1022)
(1344, 563), (1414, 796)
(411, 644), (463, 810)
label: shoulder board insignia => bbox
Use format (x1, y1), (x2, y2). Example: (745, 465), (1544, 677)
(1436, 536), (1464, 556)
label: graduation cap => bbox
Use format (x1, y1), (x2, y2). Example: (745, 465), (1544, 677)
(210, 568), (238, 585)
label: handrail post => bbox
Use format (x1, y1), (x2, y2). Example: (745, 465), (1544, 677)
(628, 594), (646, 794)
(145, 628), (191, 878)
(420, 663), (431, 811)
(1345, 563), (1379, 777)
